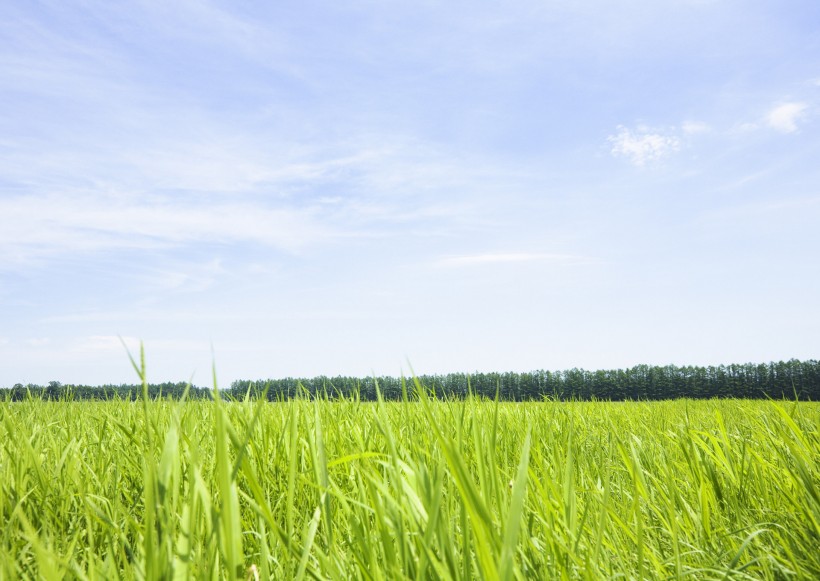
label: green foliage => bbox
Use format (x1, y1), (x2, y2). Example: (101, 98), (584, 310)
(5, 359), (819, 402)
(228, 359), (820, 401)
(0, 381), (213, 401)
(1, 389), (819, 579)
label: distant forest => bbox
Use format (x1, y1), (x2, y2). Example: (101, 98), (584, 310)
(0, 381), (214, 401)
(231, 359), (820, 401)
(3, 359), (818, 401)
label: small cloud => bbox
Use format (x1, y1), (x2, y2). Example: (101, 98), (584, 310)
(68, 335), (203, 356)
(73, 335), (140, 354)
(734, 122), (759, 133)
(25, 338), (50, 347)
(766, 102), (808, 133)
(436, 253), (576, 267)
(681, 121), (711, 135)
(608, 125), (680, 166)
(145, 258), (225, 293)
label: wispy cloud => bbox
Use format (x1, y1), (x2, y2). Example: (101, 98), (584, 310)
(138, 259), (226, 294)
(71, 335), (141, 355)
(766, 102), (808, 133)
(0, 193), (332, 268)
(436, 253), (579, 268)
(68, 335), (203, 356)
(608, 125), (681, 166)
(681, 121), (711, 135)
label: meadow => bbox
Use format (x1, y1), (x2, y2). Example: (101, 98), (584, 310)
(1, 375), (818, 579)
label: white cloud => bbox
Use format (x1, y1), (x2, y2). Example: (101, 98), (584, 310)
(67, 335), (203, 356)
(144, 258), (225, 293)
(0, 194), (333, 268)
(681, 121), (711, 135)
(733, 122), (759, 133)
(436, 253), (577, 267)
(766, 102), (808, 133)
(608, 125), (681, 166)
(69, 335), (141, 355)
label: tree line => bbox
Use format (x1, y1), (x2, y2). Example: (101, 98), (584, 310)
(2, 359), (818, 401)
(0, 381), (213, 401)
(228, 359), (820, 401)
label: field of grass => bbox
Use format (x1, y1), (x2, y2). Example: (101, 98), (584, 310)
(2, 377), (819, 579)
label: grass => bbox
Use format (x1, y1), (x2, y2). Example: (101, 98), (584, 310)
(1, 360), (818, 579)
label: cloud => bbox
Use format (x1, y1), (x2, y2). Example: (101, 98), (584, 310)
(436, 253), (578, 267)
(69, 335), (141, 355)
(0, 193), (333, 268)
(67, 335), (204, 356)
(766, 102), (808, 133)
(0, 139), (518, 269)
(142, 259), (226, 293)
(608, 125), (680, 166)
(732, 122), (759, 133)
(681, 121), (711, 135)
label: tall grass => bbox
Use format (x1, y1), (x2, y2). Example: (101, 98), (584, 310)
(1, 374), (818, 578)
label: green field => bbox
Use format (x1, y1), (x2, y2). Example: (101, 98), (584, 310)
(2, 387), (818, 579)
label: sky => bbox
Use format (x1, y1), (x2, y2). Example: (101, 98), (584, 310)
(1, 0), (819, 387)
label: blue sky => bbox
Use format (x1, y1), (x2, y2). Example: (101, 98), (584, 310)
(1, 0), (819, 387)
